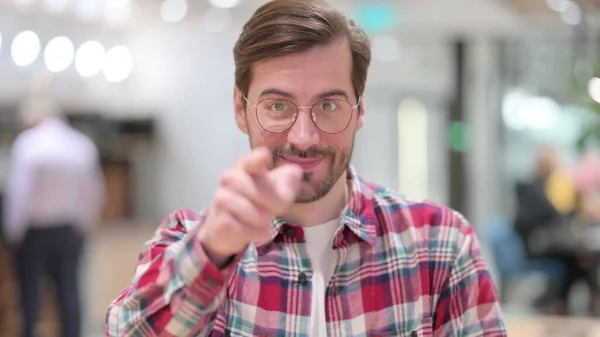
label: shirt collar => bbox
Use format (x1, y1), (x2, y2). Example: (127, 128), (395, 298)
(339, 164), (379, 246)
(264, 165), (379, 250)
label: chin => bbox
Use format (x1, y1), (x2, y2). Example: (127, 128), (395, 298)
(295, 189), (325, 204)
(294, 176), (336, 204)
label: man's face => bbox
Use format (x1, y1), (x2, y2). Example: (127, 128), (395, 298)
(234, 39), (365, 204)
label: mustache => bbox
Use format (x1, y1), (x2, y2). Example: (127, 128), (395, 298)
(273, 145), (335, 159)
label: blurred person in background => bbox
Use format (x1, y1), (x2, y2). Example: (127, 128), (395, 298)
(514, 146), (600, 315)
(106, 0), (505, 336)
(574, 151), (600, 195)
(2, 93), (105, 337)
(572, 151), (600, 315)
(546, 150), (600, 316)
(514, 146), (576, 258)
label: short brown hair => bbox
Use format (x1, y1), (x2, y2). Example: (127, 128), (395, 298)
(233, 0), (371, 101)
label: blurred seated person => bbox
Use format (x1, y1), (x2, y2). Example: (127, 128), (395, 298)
(515, 147), (571, 249)
(2, 93), (105, 337)
(514, 146), (598, 315)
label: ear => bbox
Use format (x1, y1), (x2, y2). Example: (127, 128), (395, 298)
(234, 86), (249, 134)
(356, 96), (365, 132)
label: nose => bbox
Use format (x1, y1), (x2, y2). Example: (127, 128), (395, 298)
(287, 109), (320, 150)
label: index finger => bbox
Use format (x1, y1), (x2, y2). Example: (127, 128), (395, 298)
(235, 147), (272, 175)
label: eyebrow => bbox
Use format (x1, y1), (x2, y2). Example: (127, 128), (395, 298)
(258, 88), (350, 101)
(316, 89), (350, 101)
(259, 88), (295, 100)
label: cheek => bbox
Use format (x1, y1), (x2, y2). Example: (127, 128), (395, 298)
(250, 128), (286, 147)
(321, 132), (354, 151)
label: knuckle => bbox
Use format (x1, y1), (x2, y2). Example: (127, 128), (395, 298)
(219, 169), (236, 186)
(213, 188), (230, 208)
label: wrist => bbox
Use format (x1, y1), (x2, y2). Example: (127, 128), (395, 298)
(197, 228), (238, 269)
(202, 243), (235, 269)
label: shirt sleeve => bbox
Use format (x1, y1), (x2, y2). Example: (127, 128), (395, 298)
(433, 211), (507, 337)
(105, 209), (243, 337)
(3, 137), (34, 245)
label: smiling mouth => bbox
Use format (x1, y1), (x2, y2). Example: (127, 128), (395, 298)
(280, 156), (324, 170)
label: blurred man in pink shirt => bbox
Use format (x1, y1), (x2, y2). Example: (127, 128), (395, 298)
(3, 94), (105, 337)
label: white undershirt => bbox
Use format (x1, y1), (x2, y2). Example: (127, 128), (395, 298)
(303, 218), (340, 337)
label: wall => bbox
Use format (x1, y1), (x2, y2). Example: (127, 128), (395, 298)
(128, 25), (455, 220)
(2, 5), (513, 223)
(0, 23), (457, 222)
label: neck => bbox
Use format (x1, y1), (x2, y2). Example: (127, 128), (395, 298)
(284, 171), (349, 227)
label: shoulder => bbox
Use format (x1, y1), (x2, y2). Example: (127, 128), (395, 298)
(68, 127), (97, 151)
(148, 208), (208, 245)
(12, 129), (35, 152)
(10, 130), (38, 163)
(366, 181), (474, 247)
(138, 208), (208, 259)
(160, 208), (208, 233)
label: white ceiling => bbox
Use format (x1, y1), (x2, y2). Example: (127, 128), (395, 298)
(0, 0), (588, 38)
(234, 0), (573, 38)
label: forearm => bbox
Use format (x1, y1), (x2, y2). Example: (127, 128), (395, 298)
(105, 209), (241, 336)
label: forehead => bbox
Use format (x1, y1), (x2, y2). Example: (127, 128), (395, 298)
(248, 39), (353, 99)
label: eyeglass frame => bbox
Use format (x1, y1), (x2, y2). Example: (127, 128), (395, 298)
(242, 95), (361, 134)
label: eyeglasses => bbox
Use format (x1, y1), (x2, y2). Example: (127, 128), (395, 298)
(243, 96), (360, 134)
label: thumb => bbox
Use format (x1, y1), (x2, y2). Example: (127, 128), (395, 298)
(268, 164), (303, 204)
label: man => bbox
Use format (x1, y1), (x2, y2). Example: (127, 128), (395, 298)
(106, 0), (506, 335)
(4, 93), (105, 337)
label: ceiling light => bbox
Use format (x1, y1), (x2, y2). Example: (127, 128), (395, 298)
(11, 30), (41, 67)
(75, 41), (106, 77)
(44, 36), (75, 72)
(207, 0), (241, 9)
(103, 46), (133, 82)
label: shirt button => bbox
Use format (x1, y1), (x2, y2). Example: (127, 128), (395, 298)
(298, 272), (308, 285)
(284, 227), (296, 237)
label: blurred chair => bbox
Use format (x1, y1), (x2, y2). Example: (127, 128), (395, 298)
(487, 215), (566, 304)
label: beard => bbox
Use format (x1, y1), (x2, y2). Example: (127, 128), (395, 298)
(245, 113), (356, 204)
(270, 143), (353, 204)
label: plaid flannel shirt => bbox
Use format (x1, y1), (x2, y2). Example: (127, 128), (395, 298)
(106, 165), (506, 336)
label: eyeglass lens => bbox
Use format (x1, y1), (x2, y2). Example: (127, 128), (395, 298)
(255, 98), (353, 133)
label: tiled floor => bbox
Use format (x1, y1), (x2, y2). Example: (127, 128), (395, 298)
(84, 221), (158, 334)
(505, 314), (600, 337)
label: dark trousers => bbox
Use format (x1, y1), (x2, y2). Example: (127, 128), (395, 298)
(15, 225), (84, 337)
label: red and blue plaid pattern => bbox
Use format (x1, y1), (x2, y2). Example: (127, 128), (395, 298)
(106, 165), (506, 336)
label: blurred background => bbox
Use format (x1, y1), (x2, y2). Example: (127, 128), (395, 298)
(1, 0), (600, 336)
